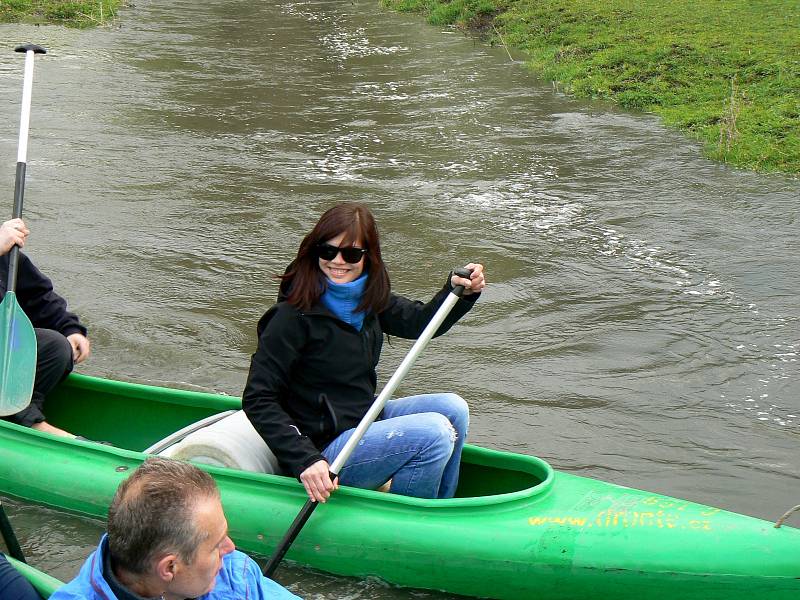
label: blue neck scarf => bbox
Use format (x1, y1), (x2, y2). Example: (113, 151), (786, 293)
(320, 273), (368, 331)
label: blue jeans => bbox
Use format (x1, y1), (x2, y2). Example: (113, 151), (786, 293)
(322, 393), (469, 499)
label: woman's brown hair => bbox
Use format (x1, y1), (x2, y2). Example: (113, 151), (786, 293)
(281, 203), (391, 313)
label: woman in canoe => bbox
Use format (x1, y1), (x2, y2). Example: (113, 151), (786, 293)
(243, 203), (485, 503)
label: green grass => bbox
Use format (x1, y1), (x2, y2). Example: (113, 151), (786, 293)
(383, 0), (800, 173)
(0, 0), (124, 27)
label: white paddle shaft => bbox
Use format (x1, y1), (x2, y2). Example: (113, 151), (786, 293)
(329, 290), (462, 474)
(17, 50), (36, 164)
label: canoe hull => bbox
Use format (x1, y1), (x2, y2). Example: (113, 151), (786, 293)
(0, 373), (798, 599)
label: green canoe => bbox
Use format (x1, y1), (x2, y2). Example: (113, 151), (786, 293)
(0, 373), (797, 599)
(5, 555), (62, 598)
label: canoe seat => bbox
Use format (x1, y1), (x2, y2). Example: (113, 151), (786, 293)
(147, 410), (283, 475)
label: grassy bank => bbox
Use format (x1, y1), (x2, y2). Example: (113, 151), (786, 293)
(0, 0), (124, 27)
(383, 0), (800, 173)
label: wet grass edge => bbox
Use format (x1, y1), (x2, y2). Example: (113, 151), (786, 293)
(0, 0), (125, 29)
(382, 0), (800, 174)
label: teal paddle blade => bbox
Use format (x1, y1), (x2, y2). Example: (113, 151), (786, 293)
(0, 291), (37, 416)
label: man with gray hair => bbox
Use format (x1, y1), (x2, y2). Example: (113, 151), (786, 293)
(49, 457), (300, 599)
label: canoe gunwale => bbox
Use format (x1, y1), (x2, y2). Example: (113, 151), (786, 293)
(6, 555), (61, 597)
(64, 372), (241, 410)
(4, 373), (556, 509)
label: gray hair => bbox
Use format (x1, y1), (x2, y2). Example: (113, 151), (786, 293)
(107, 457), (220, 574)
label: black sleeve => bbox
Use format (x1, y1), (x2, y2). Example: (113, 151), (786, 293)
(242, 305), (324, 478)
(15, 253), (87, 337)
(378, 274), (480, 340)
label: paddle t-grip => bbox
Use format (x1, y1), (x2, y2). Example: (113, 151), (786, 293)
(14, 44), (47, 54)
(451, 267), (474, 297)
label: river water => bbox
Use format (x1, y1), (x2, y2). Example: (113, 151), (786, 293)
(1, 0), (798, 597)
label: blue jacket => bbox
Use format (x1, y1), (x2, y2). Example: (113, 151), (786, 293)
(50, 535), (301, 600)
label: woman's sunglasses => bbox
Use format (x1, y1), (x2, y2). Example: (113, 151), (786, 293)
(316, 243), (367, 264)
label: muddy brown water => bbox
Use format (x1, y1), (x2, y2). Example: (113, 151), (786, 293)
(1, 0), (799, 597)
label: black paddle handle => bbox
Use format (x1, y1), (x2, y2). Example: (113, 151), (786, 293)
(263, 498), (319, 577)
(7, 162), (26, 294)
(263, 469), (339, 577)
(0, 501), (26, 563)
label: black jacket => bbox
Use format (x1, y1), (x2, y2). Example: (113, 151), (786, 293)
(242, 279), (478, 477)
(0, 252), (87, 337)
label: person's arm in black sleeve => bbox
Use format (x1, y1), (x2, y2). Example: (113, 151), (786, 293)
(15, 253), (86, 337)
(242, 305), (324, 478)
(379, 271), (480, 339)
